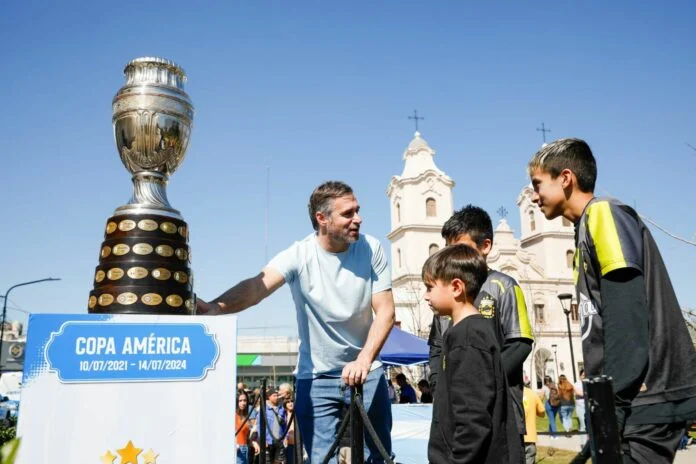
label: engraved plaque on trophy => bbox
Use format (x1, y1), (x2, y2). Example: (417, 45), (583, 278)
(89, 57), (195, 315)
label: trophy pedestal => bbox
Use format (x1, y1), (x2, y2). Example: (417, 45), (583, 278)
(88, 213), (194, 315)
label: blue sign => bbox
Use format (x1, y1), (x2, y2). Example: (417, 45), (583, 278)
(44, 321), (219, 383)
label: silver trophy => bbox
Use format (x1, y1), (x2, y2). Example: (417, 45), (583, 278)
(89, 57), (195, 315)
(112, 56), (194, 219)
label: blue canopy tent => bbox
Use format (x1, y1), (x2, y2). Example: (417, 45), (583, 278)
(379, 326), (429, 366)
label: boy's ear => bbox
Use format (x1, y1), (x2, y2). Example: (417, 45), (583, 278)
(451, 278), (466, 299)
(559, 168), (574, 189)
(478, 238), (492, 256)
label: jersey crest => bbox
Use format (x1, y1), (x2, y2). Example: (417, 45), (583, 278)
(478, 295), (496, 319)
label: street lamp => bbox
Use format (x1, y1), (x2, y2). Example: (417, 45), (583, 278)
(558, 293), (577, 382)
(551, 344), (559, 379)
(1, 278), (61, 373)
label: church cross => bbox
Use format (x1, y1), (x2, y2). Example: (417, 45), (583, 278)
(408, 110), (425, 132)
(536, 122), (551, 143)
(497, 206), (508, 219)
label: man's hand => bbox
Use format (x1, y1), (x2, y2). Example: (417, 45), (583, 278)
(251, 441), (261, 455)
(342, 357), (372, 386)
(196, 299), (222, 315)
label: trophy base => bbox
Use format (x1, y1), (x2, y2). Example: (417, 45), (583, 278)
(88, 212), (194, 315)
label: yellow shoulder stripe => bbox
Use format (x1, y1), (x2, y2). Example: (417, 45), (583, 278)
(587, 201), (627, 276)
(491, 279), (505, 293)
(514, 285), (534, 340)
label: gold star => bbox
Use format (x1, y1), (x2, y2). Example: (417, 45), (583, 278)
(142, 449), (159, 464)
(100, 450), (117, 464)
(117, 441), (142, 464)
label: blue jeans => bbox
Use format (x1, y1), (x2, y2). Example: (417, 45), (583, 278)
(295, 367), (393, 463)
(559, 405), (575, 432)
(236, 445), (249, 464)
(545, 402), (559, 435)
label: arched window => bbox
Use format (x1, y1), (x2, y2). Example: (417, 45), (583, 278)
(529, 210), (536, 232)
(566, 250), (574, 268)
(426, 198), (437, 217)
(571, 301), (579, 322)
(429, 244), (440, 255)
(534, 304), (545, 324)
(562, 217), (571, 227)
(534, 348), (553, 389)
(396, 203), (401, 223)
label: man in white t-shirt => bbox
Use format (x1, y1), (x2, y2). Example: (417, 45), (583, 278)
(198, 181), (396, 463)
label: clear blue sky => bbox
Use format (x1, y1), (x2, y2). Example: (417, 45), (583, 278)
(2, 1), (694, 336)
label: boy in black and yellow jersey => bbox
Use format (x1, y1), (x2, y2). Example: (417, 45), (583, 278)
(528, 138), (696, 463)
(428, 205), (534, 453)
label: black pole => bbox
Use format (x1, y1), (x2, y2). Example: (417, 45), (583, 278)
(259, 379), (267, 464)
(291, 377), (302, 464)
(584, 376), (621, 463)
(565, 311), (577, 382)
(0, 278), (60, 374)
(293, 412), (303, 464)
(0, 296), (7, 372)
(351, 384), (364, 464)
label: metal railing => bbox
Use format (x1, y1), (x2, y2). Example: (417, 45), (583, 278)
(546, 375), (622, 464)
(250, 379), (393, 464)
(245, 375), (624, 464)
(582, 375), (622, 463)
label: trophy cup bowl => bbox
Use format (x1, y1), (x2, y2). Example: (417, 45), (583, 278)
(89, 57), (196, 315)
(112, 56), (194, 216)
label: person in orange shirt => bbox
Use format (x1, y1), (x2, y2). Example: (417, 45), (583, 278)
(236, 390), (260, 464)
(558, 375), (576, 432)
(523, 383), (546, 464)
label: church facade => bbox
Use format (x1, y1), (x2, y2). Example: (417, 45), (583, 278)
(387, 132), (584, 388)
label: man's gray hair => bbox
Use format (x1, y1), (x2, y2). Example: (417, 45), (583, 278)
(279, 382), (293, 394)
(308, 181), (354, 231)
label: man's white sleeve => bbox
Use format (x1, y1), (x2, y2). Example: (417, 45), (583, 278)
(370, 240), (392, 294)
(267, 243), (299, 284)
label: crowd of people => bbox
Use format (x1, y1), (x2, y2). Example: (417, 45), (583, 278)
(386, 373), (433, 404)
(202, 137), (696, 463)
(234, 373), (435, 464)
(538, 371), (587, 438)
(234, 382), (298, 464)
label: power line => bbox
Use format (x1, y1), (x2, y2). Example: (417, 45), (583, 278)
(0, 297), (28, 314)
(264, 157), (270, 264)
(640, 215), (696, 247)
(598, 188), (695, 247)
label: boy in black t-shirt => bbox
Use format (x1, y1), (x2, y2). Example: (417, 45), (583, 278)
(428, 205), (534, 451)
(528, 138), (696, 463)
(423, 245), (521, 464)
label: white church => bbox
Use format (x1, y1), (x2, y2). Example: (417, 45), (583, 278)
(386, 131), (583, 388)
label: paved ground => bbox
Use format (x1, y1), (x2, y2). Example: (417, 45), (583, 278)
(537, 433), (696, 463)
